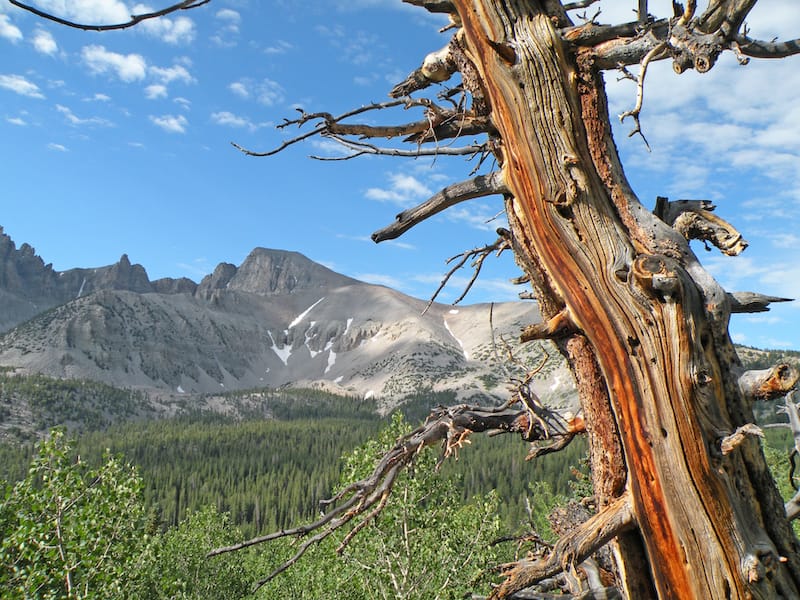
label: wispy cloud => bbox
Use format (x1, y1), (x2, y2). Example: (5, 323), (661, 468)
(26, 0), (129, 24)
(47, 142), (67, 152)
(55, 104), (113, 127)
(365, 172), (431, 207)
(228, 78), (285, 107)
(211, 8), (240, 47)
(82, 45), (146, 82)
(6, 116), (26, 126)
(132, 3), (196, 44)
(150, 63), (194, 85)
(145, 84), (167, 99)
(0, 14), (22, 43)
(265, 40), (293, 55)
(210, 111), (269, 132)
(149, 114), (188, 133)
(0, 74), (44, 98)
(31, 29), (57, 55)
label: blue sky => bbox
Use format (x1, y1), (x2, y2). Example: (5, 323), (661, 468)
(1, 0), (799, 350)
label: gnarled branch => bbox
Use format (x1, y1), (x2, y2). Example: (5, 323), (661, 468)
(489, 493), (634, 599)
(739, 364), (799, 402)
(654, 196), (747, 255)
(734, 35), (800, 59)
(8, 0), (209, 31)
(423, 237), (510, 314)
(208, 402), (571, 589)
(372, 171), (507, 242)
(728, 292), (793, 314)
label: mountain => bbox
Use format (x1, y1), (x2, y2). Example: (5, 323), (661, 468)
(0, 230), (575, 412)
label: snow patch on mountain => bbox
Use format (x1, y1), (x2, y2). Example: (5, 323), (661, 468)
(289, 297), (325, 329)
(267, 330), (292, 366)
(443, 317), (469, 360)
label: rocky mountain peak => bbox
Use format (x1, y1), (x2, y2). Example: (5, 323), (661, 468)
(221, 248), (360, 296)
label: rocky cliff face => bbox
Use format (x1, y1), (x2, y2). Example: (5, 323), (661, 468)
(0, 228), (576, 409)
(0, 227), (193, 333)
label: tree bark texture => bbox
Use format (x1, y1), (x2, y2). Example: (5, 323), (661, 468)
(452, 1), (800, 597)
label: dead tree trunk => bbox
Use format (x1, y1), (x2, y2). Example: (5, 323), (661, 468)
(450, 1), (800, 598)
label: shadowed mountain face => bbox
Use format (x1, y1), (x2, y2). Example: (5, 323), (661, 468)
(0, 229), (575, 408)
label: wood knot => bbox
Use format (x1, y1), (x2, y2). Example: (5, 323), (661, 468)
(631, 254), (682, 302)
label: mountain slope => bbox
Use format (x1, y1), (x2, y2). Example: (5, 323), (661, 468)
(0, 230), (574, 409)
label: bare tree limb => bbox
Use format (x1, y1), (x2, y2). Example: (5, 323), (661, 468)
(728, 292), (793, 314)
(8, 0), (209, 31)
(654, 196), (748, 256)
(489, 494), (634, 599)
(390, 43), (458, 98)
(310, 134), (486, 160)
(720, 423), (763, 455)
(207, 402), (570, 587)
(520, 308), (578, 342)
(372, 171), (507, 242)
(738, 364), (799, 402)
(422, 238), (509, 314)
(618, 41), (668, 146)
(733, 35), (800, 59)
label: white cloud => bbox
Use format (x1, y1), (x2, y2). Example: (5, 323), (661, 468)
(265, 40), (293, 55)
(150, 114), (187, 133)
(6, 116), (26, 126)
(0, 74), (44, 98)
(88, 93), (110, 102)
(229, 78), (285, 107)
(0, 14), (22, 43)
(229, 81), (249, 98)
(55, 103), (113, 127)
(365, 173), (432, 206)
(82, 45), (146, 82)
(47, 142), (67, 152)
(173, 96), (191, 110)
(150, 64), (194, 85)
(211, 8), (240, 46)
(32, 29), (57, 55)
(26, 0), (129, 24)
(210, 111), (268, 132)
(145, 84), (167, 99)
(216, 9), (241, 23)
(132, 3), (195, 44)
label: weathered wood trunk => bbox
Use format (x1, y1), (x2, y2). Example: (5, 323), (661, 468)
(452, 1), (800, 597)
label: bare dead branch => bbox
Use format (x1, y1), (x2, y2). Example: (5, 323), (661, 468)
(231, 99), (431, 157)
(655, 197), (748, 256)
(422, 238), (509, 315)
(8, 0), (209, 31)
(619, 41), (668, 147)
(402, 0), (455, 14)
(208, 402), (565, 586)
(696, 0), (757, 38)
(520, 307), (578, 342)
(311, 134), (486, 161)
(563, 1), (601, 11)
(733, 35), (800, 59)
(489, 494), (634, 599)
(728, 292), (793, 314)
(372, 171), (507, 242)
(720, 423), (763, 455)
(390, 43), (458, 98)
(739, 364), (799, 402)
